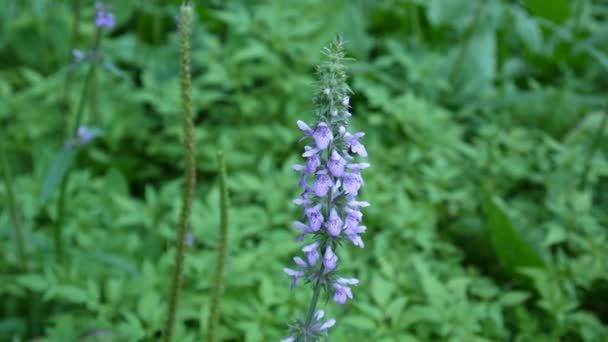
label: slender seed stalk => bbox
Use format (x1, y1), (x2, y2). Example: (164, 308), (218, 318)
(0, 142), (28, 271)
(207, 151), (229, 342)
(581, 109), (608, 188)
(163, 4), (196, 342)
(54, 30), (102, 262)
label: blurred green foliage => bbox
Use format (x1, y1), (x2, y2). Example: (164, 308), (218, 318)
(1, 0), (608, 341)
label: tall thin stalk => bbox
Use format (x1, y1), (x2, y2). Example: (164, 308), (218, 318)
(163, 4), (196, 342)
(207, 151), (229, 342)
(0, 141), (28, 271)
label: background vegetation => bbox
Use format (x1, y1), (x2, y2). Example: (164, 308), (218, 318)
(1, 0), (608, 341)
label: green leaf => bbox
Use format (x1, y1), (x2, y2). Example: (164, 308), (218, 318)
(16, 274), (47, 292)
(38, 147), (78, 208)
(482, 191), (546, 280)
(525, 0), (570, 24)
(371, 275), (395, 306)
(513, 9), (543, 53)
(499, 291), (531, 307)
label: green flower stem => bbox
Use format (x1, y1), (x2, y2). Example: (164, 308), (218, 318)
(207, 151), (229, 342)
(581, 109), (608, 188)
(54, 29), (102, 262)
(0, 142), (28, 271)
(61, 0), (82, 127)
(163, 4), (196, 342)
(304, 267), (325, 331)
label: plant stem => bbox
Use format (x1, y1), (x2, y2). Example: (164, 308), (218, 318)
(61, 0), (82, 130)
(207, 151), (229, 342)
(54, 29), (103, 262)
(0, 142), (28, 271)
(304, 268), (324, 329)
(163, 4), (195, 342)
(581, 110), (608, 188)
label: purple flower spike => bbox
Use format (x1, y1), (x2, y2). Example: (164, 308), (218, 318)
(285, 39), (369, 338)
(323, 246), (338, 271)
(326, 208), (343, 237)
(328, 150), (346, 177)
(313, 123), (333, 150)
(302, 242), (320, 266)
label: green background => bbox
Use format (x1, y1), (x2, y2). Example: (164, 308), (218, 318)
(1, 0), (608, 341)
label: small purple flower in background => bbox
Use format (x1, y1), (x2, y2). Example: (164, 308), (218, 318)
(283, 36), (369, 341)
(95, 2), (115, 29)
(186, 232), (195, 247)
(77, 126), (102, 144)
(64, 126), (102, 150)
(72, 49), (85, 62)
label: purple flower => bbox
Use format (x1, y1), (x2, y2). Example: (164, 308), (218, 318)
(313, 170), (333, 197)
(315, 310), (336, 336)
(333, 278), (359, 304)
(297, 120), (313, 136)
(284, 268), (304, 289)
(305, 204), (324, 232)
(302, 242), (320, 266)
(323, 246), (338, 271)
(305, 151), (321, 174)
(73, 49), (85, 62)
(327, 150), (346, 177)
(345, 207), (362, 229)
(77, 126), (97, 144)
(343, 96), (350, 108)
(95, 3), (115, 29)
(345, 132), (367, 157)
(343, 173), (361, 196)
(294, 256), (308, 268)
(345, 225), (366, 248)
(280, 337), (295, 342)
(186, 232), (195, 247)
(294, 221), (311, 241)
(313, 123), (333, 150)
(326, 208), (343, 237)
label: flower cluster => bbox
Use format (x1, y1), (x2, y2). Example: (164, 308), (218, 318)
(283, 37), (369, 341)
(95, 2), (115, 29)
